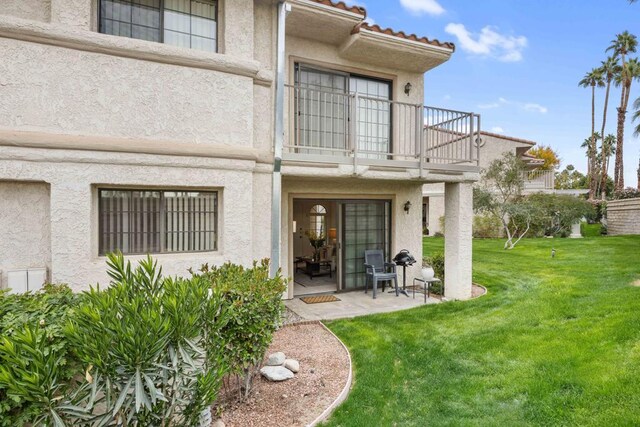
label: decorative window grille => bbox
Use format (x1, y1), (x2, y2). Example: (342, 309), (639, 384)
(98, 189), (217, 255)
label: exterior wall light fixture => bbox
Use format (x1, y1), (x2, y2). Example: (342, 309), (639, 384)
(404, 82), (412, 96)
(404, 201), (412, 214)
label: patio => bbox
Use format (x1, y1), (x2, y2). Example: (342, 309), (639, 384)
(285, 288), (442, 321)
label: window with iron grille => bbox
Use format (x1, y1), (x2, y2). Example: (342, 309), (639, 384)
(98, 189), (218, 255)
(98, 0), (218, 53)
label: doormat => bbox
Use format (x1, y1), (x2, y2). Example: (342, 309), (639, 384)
(300, 295), (341, 304)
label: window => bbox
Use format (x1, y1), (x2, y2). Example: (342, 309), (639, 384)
(309, 204), (327, 236)
(99, 0), (218, 52)
(98, 189), (218, 255)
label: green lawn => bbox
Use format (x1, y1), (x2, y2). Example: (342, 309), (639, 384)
(325, 235), (640, 426)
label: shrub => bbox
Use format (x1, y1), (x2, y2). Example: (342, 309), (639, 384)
(585, 200), (606, 223)
(423, 252), (444, 295)
(65, 253), (230, 425)
(613, 187), (640, 200)
(195, 260), (287, 399)
(473, 215), (502, 238)
(0, 284), (79, 426)
(512, 194), (593, 238)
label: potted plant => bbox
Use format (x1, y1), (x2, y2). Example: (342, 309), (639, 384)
(305, 229), (326, 262)
(421, 258), (435, 281)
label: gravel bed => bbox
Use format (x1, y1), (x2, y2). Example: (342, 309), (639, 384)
(282, 307), (305, 325)
(216, 323), (349, 427)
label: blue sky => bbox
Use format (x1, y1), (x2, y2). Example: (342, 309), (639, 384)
(346, 0), (640, 186)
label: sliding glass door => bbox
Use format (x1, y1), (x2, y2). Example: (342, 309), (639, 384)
(294, 64), (392, 158)
(294, 65), (349, 156)
(341, 200), (391, 290)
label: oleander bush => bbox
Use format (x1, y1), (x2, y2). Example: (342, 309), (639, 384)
(0, 284), (80, 426)
(0, 255), (287, 426)
(195, 261), (287, 399)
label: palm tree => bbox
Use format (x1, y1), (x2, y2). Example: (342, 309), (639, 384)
(579, 68), (604, 199)
(581, 132), (601, 163)
(599, 134), (616, 197)
(597, 57), (619, 198)
(607, 31), (638, 191)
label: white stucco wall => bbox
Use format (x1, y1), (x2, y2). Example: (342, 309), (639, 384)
(286, 35), (425, 105)
(0, 147), (271, 291)
(0, 37), (254, 147)
(0, 0), (51, 23)
(0, 181), (52, 287)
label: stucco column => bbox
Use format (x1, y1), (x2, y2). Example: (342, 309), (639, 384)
(49, 180), (92, 290)
(444, 182), (473, 300)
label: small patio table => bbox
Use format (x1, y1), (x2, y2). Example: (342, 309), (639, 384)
(412, 277), (442, 303)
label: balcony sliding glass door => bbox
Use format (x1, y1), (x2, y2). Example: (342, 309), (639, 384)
(294, 64), (392, 158)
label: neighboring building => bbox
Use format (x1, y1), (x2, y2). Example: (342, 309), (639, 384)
(0, 0), (481, 300)
(423, 131), (554, 235)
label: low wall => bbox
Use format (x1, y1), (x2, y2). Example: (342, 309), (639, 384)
(607, 198), (640, 235)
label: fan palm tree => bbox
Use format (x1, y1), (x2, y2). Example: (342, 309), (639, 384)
(597, 57), (619, 197)
(579, 68), (604, 199)
(607, 31), (638, 191)
(599, 134), (616, 197)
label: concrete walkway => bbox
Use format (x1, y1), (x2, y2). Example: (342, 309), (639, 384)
(286, 288), (441, 321)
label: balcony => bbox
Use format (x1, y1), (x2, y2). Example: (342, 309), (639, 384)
(282, 85), (480, 177)
(523, 170), (555, 192)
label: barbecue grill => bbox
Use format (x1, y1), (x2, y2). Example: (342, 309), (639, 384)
(393, 249), (416, 297)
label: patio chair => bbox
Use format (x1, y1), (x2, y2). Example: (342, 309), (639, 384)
(364, 250), (398, 299)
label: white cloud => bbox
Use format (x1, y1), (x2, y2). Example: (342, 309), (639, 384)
(477, 97), (547, 114)
(491, 126), (505, 133)
(444, 23), (527, 62)
(364, 16), (376, 25)
(523, 103), (548, 114)
(443, 94), (451, 100)
(399, 0), (445, 16)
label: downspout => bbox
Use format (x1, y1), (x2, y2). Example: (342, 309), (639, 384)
(270, 1), (288, 278)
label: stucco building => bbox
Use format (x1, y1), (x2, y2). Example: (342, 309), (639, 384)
(0, 0), (481, 300)
(422, 131), (555, 235)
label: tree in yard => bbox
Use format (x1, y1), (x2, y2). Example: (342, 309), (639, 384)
(597, 56), (620, 198)
(555, 164), (589, 190)
(581, 133), (601, 185)
(473, 152), (529, 250)
(527, 145), (561, 171)
(598, 133), (616, 198)
(579, 68), (604, 199)
(607, 31), (639, 191)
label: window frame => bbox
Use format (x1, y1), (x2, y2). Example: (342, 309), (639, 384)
(97, 0), (219, 53)
(97, 187), (219, 256)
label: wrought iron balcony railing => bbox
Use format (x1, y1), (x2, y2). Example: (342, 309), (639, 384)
(283, 84), (480, 174)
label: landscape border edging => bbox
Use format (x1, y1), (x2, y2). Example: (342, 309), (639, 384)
(307, 322), (353, 427)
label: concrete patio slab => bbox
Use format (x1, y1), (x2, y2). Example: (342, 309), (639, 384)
(285, 288), (441, 321)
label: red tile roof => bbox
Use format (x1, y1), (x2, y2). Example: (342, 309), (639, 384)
(351, 23), (456, 51)
(310, 0), (366, 16)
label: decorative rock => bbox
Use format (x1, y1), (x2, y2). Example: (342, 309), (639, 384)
(266, 352), (286, 366)
(260, 366), (294, 381)
(284, 359), (300, 373)
(211, 419), (225, 427)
